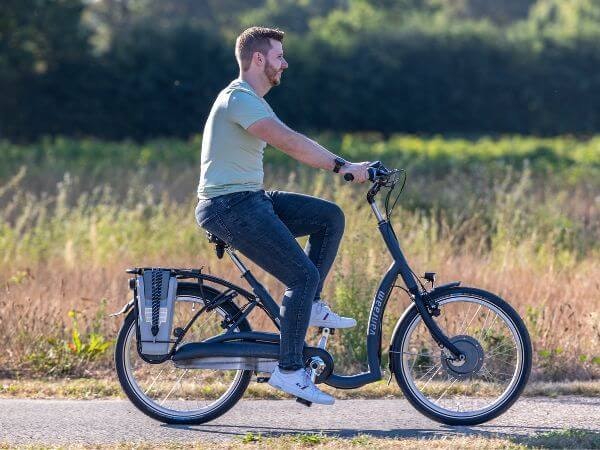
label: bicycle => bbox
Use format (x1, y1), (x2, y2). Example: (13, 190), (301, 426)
(113, 161), (532, 426)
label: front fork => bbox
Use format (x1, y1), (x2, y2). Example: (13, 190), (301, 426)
(413, 289), (463, 360)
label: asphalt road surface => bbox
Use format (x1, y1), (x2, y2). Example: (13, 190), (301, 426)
(1, 397), (598, 445)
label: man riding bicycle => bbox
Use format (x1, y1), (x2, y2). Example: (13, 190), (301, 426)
(195, 27), (371, 405)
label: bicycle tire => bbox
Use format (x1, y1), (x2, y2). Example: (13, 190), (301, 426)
(390, 286), (532, 426)
(115, 282), (253, 424)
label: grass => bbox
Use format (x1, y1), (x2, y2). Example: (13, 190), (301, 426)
(1, 378), (598, 400)
(2, 134), (600, 184)
(232, 429), (600, 449)
(1, 429), (599, 449)
(0, 135), (599, 381)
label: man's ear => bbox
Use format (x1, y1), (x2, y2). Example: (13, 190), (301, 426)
(253, 52), (264, 67)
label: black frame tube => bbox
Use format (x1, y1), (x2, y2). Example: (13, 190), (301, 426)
(378, 221), (462, 357)
(168, 210), (462, 388)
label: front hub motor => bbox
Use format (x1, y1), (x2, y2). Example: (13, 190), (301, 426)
(440, 335), (484, 379)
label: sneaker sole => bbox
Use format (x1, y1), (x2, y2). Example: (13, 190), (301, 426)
(268, 379), (335, 405)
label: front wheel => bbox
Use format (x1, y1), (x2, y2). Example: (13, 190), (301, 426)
(390, 287), (532, 426)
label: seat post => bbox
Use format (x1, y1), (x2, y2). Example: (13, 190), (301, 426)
(225, 248), (249, 274)
(226, 247), (282, 325)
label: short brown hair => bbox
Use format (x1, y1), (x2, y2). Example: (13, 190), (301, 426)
(235, 27), (284, 71)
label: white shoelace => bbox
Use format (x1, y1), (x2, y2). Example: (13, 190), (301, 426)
(301, 368), (319, 393)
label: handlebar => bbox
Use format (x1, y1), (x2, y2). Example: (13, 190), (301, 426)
(343, 160), (390, 182)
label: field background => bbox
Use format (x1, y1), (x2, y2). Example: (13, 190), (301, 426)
(1, 135), (598, 382)
(1, 0), (600, 389)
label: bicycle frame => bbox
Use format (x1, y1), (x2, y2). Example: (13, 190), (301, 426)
(117, 176), (532, 426)
(178, 197), (463, 390)
(121, 185), (464, 388)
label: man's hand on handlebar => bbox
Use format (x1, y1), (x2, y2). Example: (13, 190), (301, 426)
(339, 161), (371, 183)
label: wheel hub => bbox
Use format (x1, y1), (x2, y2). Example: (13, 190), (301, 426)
(441, 335), (484, 379)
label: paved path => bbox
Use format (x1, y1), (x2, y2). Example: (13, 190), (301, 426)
(1, 397), (598, 445)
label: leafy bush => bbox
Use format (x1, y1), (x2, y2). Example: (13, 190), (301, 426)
(21, 300), (114, 377)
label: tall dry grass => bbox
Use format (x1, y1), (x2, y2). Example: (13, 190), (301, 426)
(0, 158), (598, 381)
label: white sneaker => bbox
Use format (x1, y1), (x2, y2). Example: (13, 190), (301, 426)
(268, 367), (335, 405)
(309, 300), (357, 328)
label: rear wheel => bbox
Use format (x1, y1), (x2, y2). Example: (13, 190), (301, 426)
(390, 287), (532, 426)
(115, 283), (252, 424)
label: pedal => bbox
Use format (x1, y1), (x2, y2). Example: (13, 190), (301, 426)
(317, 327), (335, 335)
(296, 397), (312, 407)
(256, 376), (270, 383)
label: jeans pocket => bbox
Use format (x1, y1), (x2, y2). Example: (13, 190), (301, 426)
(201, 213), (234, 245)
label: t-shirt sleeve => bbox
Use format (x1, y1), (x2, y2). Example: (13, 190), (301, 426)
(227, 91), (272, 129)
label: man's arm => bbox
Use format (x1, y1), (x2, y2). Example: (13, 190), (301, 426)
(248, 117), (336, 169)
(247, 117), (370, 182)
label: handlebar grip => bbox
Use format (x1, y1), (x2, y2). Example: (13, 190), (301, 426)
(368, 167), (376, 181)
(343, 168), (378, 182)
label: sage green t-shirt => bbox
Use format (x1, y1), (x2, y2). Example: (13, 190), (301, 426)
(197, 79), (275, 200)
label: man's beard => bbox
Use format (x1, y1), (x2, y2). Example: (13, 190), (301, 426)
(264, 60), (281, 86)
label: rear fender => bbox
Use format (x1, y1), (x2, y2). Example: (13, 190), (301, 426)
(110, 298), (135, 317)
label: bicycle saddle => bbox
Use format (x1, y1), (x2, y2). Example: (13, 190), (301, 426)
(206, 231), (228, 258)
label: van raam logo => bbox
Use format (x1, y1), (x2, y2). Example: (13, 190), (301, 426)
(368, 290), (386, 335)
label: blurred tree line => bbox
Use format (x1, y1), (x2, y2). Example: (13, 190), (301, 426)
(2, 0), (600, 141)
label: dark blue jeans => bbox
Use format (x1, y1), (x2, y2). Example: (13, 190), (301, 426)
(195, 190), (345, 370)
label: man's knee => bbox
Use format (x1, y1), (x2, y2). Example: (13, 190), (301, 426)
(289, 260), (320, 291)
(282, 261), (320, 305)
(304, 261), (320, 288)
(327, 203), (345, 231)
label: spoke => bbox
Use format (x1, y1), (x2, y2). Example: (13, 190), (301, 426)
(190, 311), (218, 336)
(486, 358), (516, 370)
(124, 298), (248, 417)
(420, 365), (443, 390)
(401, 297), (525, 417)
(457, 304), (472, 335)
(488, 369), (515, 377)
(194, 372), (206, 410)
(479, 365), (500, 384)
(487, 347), (517, 360)
(144, 367), (166, 395)
(462, 305), (482, 335)
(477, 309), (492, 341)
(413, 365), (439, 372)
(487, 354), (516, 364)
(435, 377), (458, 403)
(410, 355), (418, 372)
(415, 364), (440, 383)
(482, 314), (499, 338)
(391, 350), (442, 359)
(160, 369), (188, 406)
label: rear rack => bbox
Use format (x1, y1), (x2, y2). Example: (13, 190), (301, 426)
(125, 267), (205, 280)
